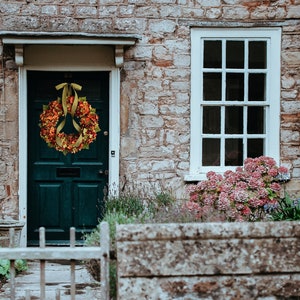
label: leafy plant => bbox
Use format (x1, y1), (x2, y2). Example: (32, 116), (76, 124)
(16, 259), (27, 272)
(84, 211), (136, 249)
(137, 201), (199, 224)
(84, 212), (136, 299)
(0, 258), (27, 279)
(145, 191), (176, 215)
(84, 189), (177, 299)
(270, 194), (300, 221)
(0, 259), (9, 279)
(104, 193), (145, 218)
(109, 261), (117, 299)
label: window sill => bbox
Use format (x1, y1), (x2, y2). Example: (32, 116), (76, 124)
(184, 173), (207, 182)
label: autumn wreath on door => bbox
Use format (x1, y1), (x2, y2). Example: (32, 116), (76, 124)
(39, 83), (100, 155)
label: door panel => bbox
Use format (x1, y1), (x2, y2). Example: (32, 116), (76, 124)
(38, 183), (64, 227)
(74, 183), (101, 227)
(27, 71), (109, 245)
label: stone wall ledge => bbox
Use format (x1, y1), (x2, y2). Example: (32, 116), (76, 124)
(117, 274), (300, 300)
(116, 221), (300, 241)
(116, 221), (300, 299)
(0, 30), (141, 40)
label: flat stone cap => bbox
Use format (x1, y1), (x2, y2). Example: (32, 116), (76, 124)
(117, 221), (300, 241)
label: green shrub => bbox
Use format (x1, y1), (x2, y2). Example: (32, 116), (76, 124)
(102, 190), (177, 223)
(104, 194), (145, 218)
(83, 189), (179, 299)
(84, 212), (136, 299)
(270, 194), (300, 221)
(84, 211), (136, 249)
(144, 191), (176, 216)
(136, 201), (199, 224)
(154, 191), (176, 207)
(0, 260), (10, 279)
(0, 258), (27, 280)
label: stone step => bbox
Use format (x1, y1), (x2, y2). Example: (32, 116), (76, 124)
(0, 260), (101, 300)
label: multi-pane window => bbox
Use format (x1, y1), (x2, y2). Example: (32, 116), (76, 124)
(187, 28), (281, 181)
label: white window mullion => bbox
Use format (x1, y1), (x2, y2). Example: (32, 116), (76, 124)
(243, 105), (248, 161)
(220, 106), (225, 167)
(221, 39), (226, 105)
(221, 39), (226, 167)
(266, 39), (272, 156)
(244, 40), (249, 160)
(189, 33), (203, 175)
(199, 37), (204, 169)
(244, 40), (249, 102)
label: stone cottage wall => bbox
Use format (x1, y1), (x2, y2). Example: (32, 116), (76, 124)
(116, 221), (300, 299)
(0, 44), (19, 220)
(0, 1), (300, 215)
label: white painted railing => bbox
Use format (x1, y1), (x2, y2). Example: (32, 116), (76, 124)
(0, 222), (110, 300)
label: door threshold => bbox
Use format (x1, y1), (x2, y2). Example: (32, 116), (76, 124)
(27, 240), (85, 247)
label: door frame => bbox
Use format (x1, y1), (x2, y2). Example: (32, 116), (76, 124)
(18, 60), (120, 246)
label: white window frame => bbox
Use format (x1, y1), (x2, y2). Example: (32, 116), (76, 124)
(185, 27), (281, 181)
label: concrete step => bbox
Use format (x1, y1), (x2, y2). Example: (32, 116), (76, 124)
(0, 260), (101, 300)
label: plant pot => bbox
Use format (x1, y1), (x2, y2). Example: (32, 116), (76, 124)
(0, 220), (25, 247)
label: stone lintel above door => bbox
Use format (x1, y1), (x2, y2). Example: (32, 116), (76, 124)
(0, 31), (139, 67)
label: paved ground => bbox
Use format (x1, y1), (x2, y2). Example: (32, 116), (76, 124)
(0, 260), (101, 300)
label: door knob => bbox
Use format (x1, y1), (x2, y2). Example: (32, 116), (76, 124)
(99, 170), (109, 175)
(103, 131), (108, 136)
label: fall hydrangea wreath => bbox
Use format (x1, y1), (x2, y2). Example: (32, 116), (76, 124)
(39, 83), (100, 155)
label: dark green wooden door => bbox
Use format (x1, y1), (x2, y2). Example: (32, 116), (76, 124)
(27, 71), (109, 245)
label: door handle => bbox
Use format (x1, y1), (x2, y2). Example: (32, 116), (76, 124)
(99, 170), (109, 175)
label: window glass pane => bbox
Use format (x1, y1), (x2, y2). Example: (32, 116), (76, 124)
(249, 73), (266, 101)
(203, 73), (222, 101)
(247, 139), (264, 158)
(226, 73), (244, 101)
(204, 40), (222, 68)
(247, 107), (264, 134)
(226, 41), (244, 69)
(225, 106), (243, 134)
(202, 139), (220, 166)
(249, 41), (266, 69)
(203, 107), (220, 134)
(225, 139), (243, 166)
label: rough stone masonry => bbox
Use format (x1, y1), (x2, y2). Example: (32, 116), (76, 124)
(0, 0), (300, 218)
(116, 221), (300, 299)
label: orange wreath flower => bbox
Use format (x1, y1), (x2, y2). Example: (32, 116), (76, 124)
(39, 83), (100, 154)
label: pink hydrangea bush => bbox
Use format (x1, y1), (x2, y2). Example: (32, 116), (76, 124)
(186, 156), (289, 222)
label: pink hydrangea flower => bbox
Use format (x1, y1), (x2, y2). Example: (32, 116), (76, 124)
(186, 156), (289, 222)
